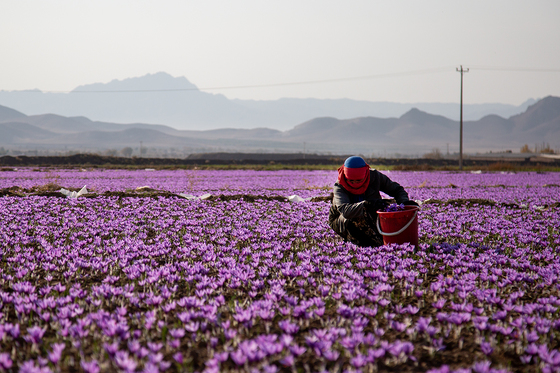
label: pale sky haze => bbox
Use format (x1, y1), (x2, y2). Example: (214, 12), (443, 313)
(1, 0), (559, 105)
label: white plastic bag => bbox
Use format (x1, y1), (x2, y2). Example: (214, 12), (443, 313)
(60, 185), (88, 199)
(178, 193), (213, 200)
(287, 195), (312, 203)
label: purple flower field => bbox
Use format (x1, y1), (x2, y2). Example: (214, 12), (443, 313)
(0, 169), (559, 373)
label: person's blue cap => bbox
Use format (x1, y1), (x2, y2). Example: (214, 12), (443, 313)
(344, 156), (367, 168)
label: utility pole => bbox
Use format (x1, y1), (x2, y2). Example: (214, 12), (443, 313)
(456, 65), (469, 170)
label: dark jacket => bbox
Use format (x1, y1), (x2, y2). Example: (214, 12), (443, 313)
(331, 169), (409, 220)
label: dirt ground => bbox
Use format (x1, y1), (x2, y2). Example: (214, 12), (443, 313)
(1, 153), (557, 170)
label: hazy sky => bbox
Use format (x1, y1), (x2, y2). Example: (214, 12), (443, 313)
(1, 0), (559, 105)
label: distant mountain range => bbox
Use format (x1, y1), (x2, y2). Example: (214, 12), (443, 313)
(1, 96), (558, 155)
(0, 72), (537, 131)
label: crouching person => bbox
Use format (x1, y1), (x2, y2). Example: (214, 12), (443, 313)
(328, 156), (418, 247)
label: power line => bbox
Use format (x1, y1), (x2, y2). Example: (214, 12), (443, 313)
(16, 66), (455, 94)
(9, 65), (559, 94)
(469, 66), (560, 72)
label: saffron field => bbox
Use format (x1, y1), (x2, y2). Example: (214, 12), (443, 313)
(0, 169), (559, 373)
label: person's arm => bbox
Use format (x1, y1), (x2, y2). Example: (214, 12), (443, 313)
(378, 172), (410, 204)
(332, 184), (365, 219)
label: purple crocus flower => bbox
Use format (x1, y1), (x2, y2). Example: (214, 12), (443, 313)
(169, 328), (185, 339)
(173, 352), (183, 364)
(8, 324), (20, 338)
(24, 326), (46, 344)
(230, 350), (247, 366)
(278, 320), (299, 334)
(80, 359), (100, 373)
(382, 203), (405, 212)
(185, 321), (200, 333)
(0, 353), (12, 369)
(1, 170), (560, 372)
(279, 354), (295, 366)
(417, 317), (432, 332)
(472, 360), (491, 373)
(289, 344), (306, 356)
(224, 328), (237, 340)
(262, 364), (278, 373)
(350, 354), (367, 368)
(390, 320), (407, 332)
(48, 343), (65, 364)
(432, 299), (446, 309)
(526, 331), (539, 343)
(480, 341), (493, 356)
(142, 362), (159, 373)
(18, 360), (49, 373)
(103, 341), (119, 357)
(114, 351), (137, 373)
(322, 349), (340, 361)
(147, 342), (163, 352)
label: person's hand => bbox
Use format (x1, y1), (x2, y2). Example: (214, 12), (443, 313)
(364, 199), (389, 214)
(402, 200), (419, 207)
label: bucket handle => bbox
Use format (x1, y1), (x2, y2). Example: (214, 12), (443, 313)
(376, 210), (418, 237)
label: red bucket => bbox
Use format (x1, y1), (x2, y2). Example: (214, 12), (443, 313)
(376, 205), (419, 247)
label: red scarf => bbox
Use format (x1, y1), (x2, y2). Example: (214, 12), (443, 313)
(337, 165), (370, 195)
